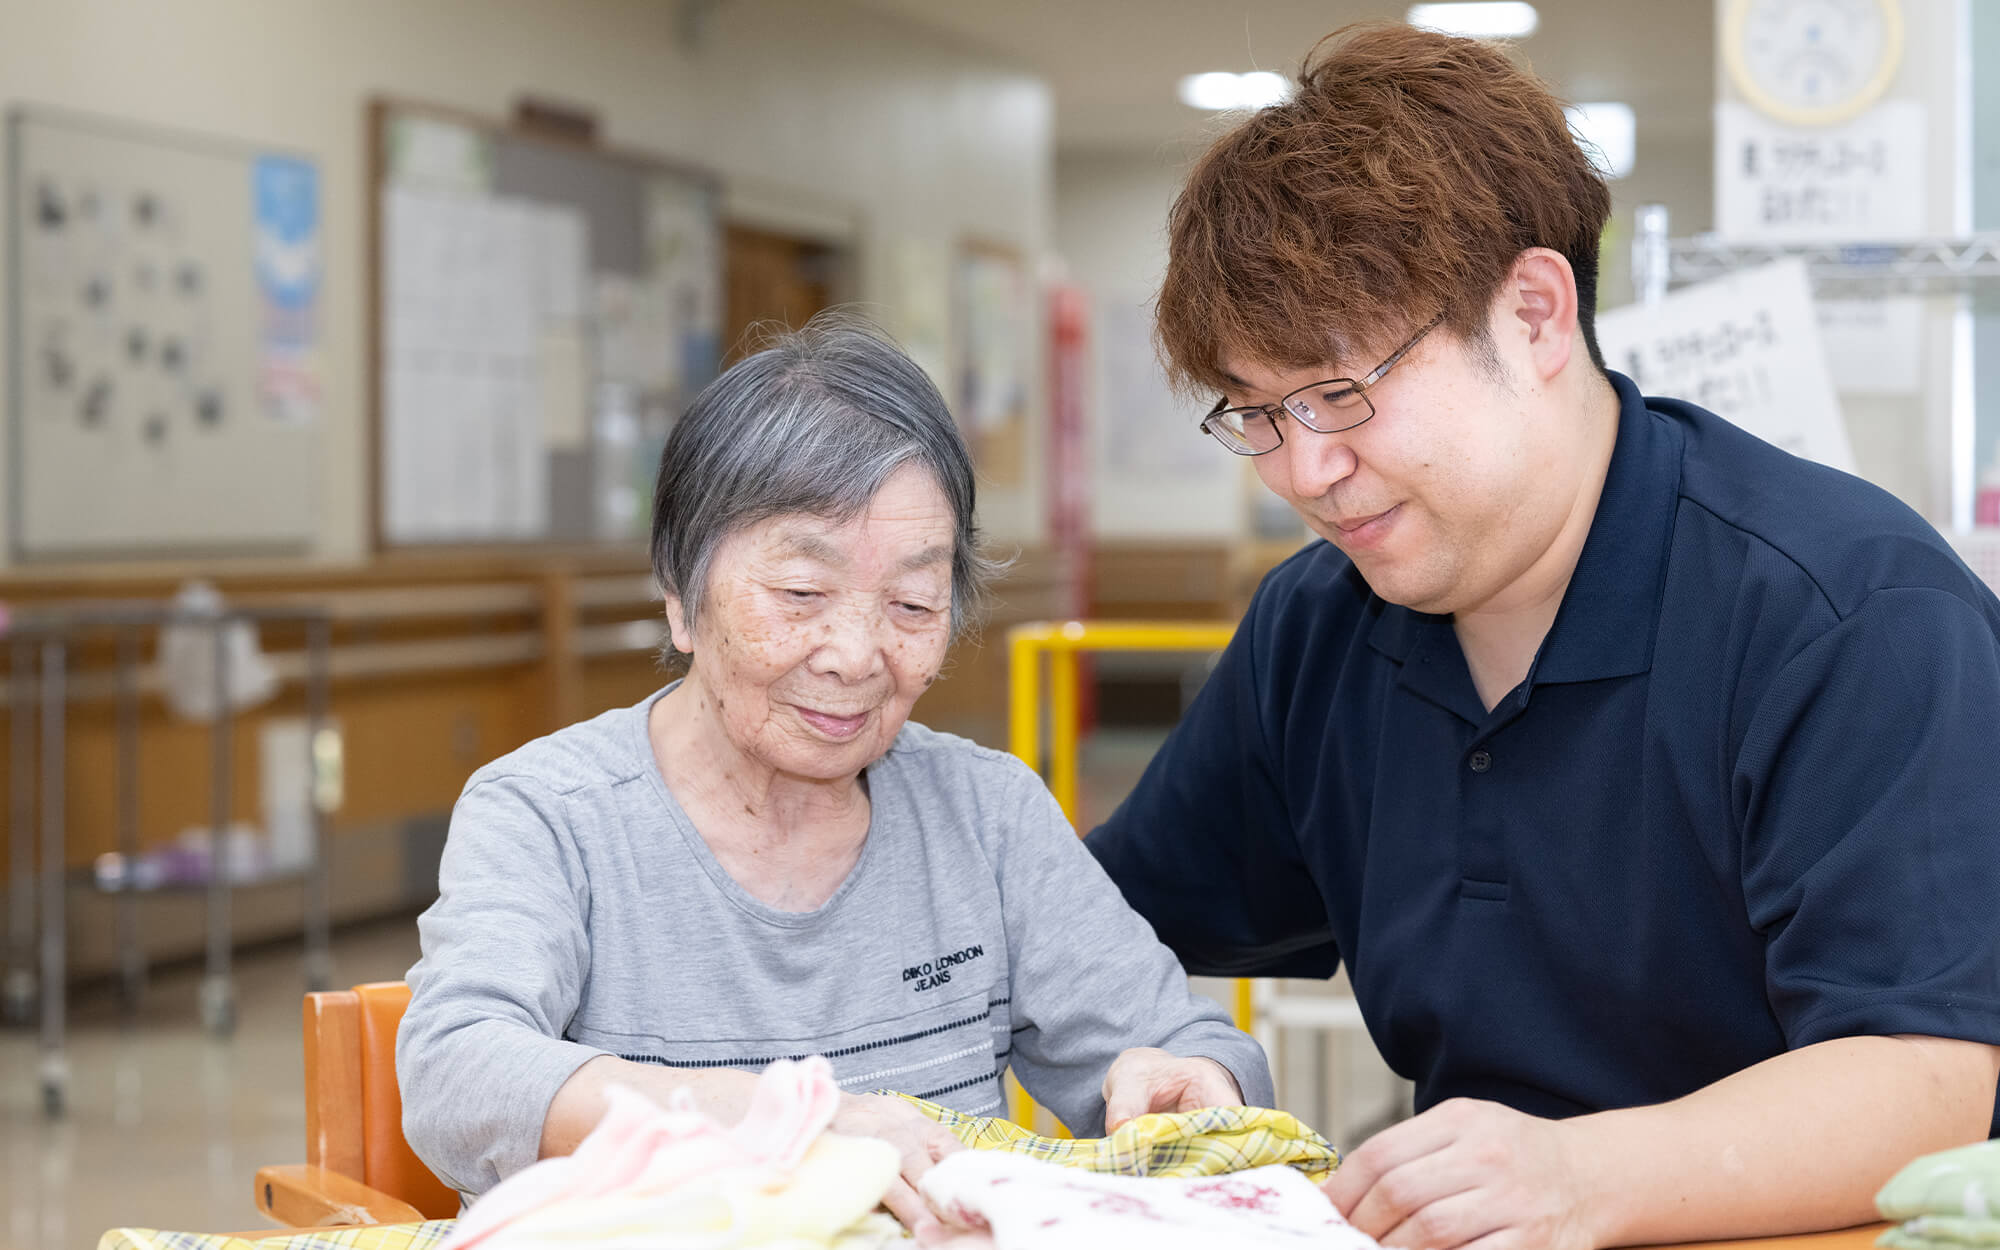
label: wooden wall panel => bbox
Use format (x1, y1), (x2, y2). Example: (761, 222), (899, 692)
(332, 668), (545, 827)
(0, 541), (1266, 890)
(0, 669), (546, 876)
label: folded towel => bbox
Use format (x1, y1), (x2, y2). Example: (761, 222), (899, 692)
(1877, 1139), (2000, 1250)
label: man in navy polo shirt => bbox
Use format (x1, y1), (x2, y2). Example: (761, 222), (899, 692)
(1086, 21), (2000, 1250)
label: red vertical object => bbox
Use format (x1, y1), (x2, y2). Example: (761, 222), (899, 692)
(1047, 282), (1096, 734)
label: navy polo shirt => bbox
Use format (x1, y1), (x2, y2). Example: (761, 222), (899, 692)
(1088, 372), (2000, 1129)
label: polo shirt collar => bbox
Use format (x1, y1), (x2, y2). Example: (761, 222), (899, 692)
(1366, 371), (1683, 690)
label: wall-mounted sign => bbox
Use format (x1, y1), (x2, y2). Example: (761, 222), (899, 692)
(1715, 99), (1926, 240)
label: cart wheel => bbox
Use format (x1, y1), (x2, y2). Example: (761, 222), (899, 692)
(38, 1054), (67, 1117)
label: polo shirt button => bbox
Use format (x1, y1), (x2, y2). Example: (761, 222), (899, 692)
(1468, 749), (1492, 773)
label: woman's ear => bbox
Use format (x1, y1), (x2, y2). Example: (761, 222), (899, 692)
(663, 594), (694, 655)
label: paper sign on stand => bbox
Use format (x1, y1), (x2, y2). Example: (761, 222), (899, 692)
(1596, 258), (1855, 474)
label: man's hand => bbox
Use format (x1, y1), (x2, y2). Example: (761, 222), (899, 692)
(830, 1092), (965, 1235)
(1321, 1098), (1600, 1250)
(1101, 1047), (1245, 1131)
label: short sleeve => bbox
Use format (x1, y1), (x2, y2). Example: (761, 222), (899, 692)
(1735, 586), (2000, 1049)
(988, 763), (1275, 1134)
(397, 775), (609, 1195)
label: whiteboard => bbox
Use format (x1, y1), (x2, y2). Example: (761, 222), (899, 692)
(373, 103), (722, 548)
(6, 107), (321, 558)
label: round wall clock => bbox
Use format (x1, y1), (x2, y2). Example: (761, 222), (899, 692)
(1724, 0), (1904, 126)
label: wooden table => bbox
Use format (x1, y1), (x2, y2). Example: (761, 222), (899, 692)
(1645, 1226), (1886, 1249)
(228, 1223), (1890, 1247)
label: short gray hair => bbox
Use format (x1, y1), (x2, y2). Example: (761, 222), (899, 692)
(651, 312), (1007, 644)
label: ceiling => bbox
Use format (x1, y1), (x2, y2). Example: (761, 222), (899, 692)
(843, 0), (1715, 154)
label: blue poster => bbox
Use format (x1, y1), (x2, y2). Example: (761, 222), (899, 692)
(253, 154), (321, 424)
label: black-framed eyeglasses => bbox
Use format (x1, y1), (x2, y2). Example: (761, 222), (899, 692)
(1198, 314), (1445, 456)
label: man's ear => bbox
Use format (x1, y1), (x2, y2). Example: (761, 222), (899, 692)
(1495, 247), (1582, 383)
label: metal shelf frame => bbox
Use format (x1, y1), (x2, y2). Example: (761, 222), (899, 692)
(1632, 205), (2000, 301)
(2, 603), (337, 1116)
(1629, 204), (2000, 536)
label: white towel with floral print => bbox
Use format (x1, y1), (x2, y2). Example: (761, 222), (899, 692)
(918, 1150), (1382, 1250)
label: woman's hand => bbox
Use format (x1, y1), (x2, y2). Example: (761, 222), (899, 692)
(1101, 1047), (1245, 1131)
(830, 1092), (965, 1234)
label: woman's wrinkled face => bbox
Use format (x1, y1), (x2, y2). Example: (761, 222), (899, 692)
(666, 463), (956, 783)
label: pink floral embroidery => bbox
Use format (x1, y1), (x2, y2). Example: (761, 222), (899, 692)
(1084, 1190), (1166, 1221)
(1185, 1178), (1284, 1214)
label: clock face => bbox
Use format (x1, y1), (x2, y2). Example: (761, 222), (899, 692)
(1728, 0), (1904, 126)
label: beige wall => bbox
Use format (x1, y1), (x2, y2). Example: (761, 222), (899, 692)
(1710, 0), (1971, 524)
(1597, 132), (1714, 311)
(1053, 146), (1249, 540)
(1054, 122), (1717, 544)
(0, 0), (1055, 564)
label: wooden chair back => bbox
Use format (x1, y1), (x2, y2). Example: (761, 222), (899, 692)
(304, 981), (460, 1219)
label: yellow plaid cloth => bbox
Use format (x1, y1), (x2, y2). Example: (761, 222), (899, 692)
(890, 1095), (1341, 1182)
(98, 1221), (456, 1250)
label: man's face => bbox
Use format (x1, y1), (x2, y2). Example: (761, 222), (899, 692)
(1221, 318), (1581, 617)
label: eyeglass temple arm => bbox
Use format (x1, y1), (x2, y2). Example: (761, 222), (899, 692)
(1358, 313), (1447, 390)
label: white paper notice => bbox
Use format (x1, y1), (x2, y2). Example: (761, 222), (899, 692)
(381, 186), (572, 542)
(595, 273), (676, 388)
(1098, 300), (1214, 477)
(538, 328), (590, 451)
(1596, 258), (1855, 473)
(1714, 100), (1927, 242)
(541, 212), (587, 324)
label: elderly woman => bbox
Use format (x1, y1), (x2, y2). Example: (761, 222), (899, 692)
(397, 316), (1273, 1227)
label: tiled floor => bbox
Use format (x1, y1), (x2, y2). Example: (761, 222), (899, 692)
(1, 921), (423, 1250)
(0, 728), (1402, 1250)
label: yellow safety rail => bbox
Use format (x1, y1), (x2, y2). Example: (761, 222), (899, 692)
(1005, 620), (1254, 1129)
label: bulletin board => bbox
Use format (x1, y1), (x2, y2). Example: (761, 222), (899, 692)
(369, 98), (723, 549)
(5, 106), (322, 559)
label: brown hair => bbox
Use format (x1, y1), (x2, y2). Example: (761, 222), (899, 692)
(1156, 21), (1613, 396)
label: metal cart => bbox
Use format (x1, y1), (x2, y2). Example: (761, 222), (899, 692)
(0, 602), (337, 1116)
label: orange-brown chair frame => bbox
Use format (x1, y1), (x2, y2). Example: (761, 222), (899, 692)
(253, 982), (459, 1227)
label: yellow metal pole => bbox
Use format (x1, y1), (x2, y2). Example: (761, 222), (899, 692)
(1005, 624), (1047, 1126)
(1001, 620), (1257, 1126)
(1051, 621), (1236, 653)
(1008, 625), (1049, 773)
(1048, 640), (1081, 828)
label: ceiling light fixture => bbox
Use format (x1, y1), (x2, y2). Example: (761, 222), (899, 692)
(1564, 101), (1636, 179)
(1178, 71), (1292, 111)
(1405, 2), (1540, 38)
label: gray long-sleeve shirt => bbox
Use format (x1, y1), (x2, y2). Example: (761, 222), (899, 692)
(398, 686), (1273, 1197)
